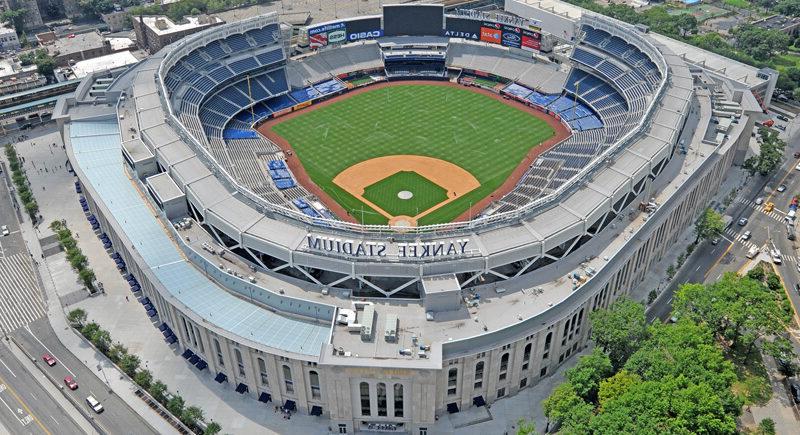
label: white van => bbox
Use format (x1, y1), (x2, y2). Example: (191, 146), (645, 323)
(86, 395), (104, 413)
(772, 249), (783, 264)
(746, 246), (759, 259)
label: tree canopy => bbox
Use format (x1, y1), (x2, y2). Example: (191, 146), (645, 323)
(731, 25), (791, 61)
(694, 208), (725, 243)
(590, 298), (648, 370)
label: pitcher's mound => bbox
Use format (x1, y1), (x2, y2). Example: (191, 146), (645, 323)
(398, 190), (413, 200)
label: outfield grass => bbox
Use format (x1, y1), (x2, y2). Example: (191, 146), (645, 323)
(362, 171), (449, 217)
(271, 84), (555, 225)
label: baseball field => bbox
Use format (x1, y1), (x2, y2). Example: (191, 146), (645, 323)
(264, 82), (564, 226)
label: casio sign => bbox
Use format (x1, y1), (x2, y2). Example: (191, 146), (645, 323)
(444, 30), (478, 39)
(348, 30), (383, 41)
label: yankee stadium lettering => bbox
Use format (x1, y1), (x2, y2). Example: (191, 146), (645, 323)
(306, 235), (470, 258)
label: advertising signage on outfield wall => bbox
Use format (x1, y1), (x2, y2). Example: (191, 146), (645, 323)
(444, 16), (541, 52)
(307, 18), (383, 49)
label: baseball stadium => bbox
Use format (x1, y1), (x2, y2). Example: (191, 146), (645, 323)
(54, 1), (776, 432)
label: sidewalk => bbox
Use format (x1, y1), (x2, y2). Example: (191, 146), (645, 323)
(7, 128), (180, 435)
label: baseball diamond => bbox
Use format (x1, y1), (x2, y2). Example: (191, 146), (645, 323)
(261, 82), (564, 225)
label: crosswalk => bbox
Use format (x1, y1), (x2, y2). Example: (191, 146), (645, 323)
(0, 253), (46, 333)
(723, 227), (760, 251)
(734, 197), (786, 222)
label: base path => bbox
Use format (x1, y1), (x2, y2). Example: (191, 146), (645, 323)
(257, 80), (571, 225)
(333, 155), (480, 225)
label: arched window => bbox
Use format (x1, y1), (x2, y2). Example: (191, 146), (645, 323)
(257, 357), (268, 386)
(522, 343), (532, 371)
(474, 361), (484, 389)
(283, 365), (294, 393)
(447, 368), (458, 395)
(544, 332), (553, 351)
(213, 339), (224, 366)
(360, 382), (371, 416)
(234, 348), (245, 377)
(499, 353), (509, 381)
(394, 384), (404, 418)
(377, 382), (387, 416)
(309, 370), (321, 400)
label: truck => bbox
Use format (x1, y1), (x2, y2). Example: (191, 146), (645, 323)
(746, 246), (759, 259)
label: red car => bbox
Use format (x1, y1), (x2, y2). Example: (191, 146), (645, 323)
(42, 353), (56, 366)
(64, 376), (78, 390)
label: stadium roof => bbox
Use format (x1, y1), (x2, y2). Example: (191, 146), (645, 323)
(69, 119), (331, 357)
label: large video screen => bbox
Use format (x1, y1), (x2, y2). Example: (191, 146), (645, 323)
(443, 17), (480, 40)
(383, 4), (444, 37)
(307, 17), (383, 49)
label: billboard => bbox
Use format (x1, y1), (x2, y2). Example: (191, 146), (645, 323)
(308, 22), (346, 49)
(383, 4), (444, 37)
(307, 18), (383, 49)
(479, 22), (502, 44)
(443, 16), (481, 40)
(501, 25), (522, 49)
(521, 28), (541, 52)
(346, 17), (383, 42)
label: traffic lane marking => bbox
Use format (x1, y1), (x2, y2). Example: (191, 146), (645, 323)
(24, 326), (76, 378)
(0, 357), (15, 378)
(0, 373), (51, 434)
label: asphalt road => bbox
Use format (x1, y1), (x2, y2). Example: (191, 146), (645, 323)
(11, 318), (159, 435)
(0, 340), (84, 435)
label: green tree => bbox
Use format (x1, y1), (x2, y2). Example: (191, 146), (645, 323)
(590, 298), (647, 369)
(204, 421), (222, 435)
(759, 417), (777, 435)
(66, 308), (87, 328)
(149, 380), (168, 404)
(166, 394), (185, 417)
(181, 405), (204, 429)
(763, 337), (797, 376)
(89, 328), (112, 353)
(776, 0), (800, 16)
(674, 273), (789, 356)
(731, 25), (791, 61)
(597, 370), (640, 410)
(747, 266), (766, 281)
(78, 0), (115, 17)
(0, 9), (27, 34)
(695, 207), (725, 243)
(565, 348), (613, 403)
(79, 268), (96, 288)
(542, 382), (593, 433)
(134, 369), (153, 390)
(107, 342), (127, 363)
(119, 353), (141, 377)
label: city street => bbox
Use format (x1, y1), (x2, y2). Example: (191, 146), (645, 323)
(0, 340), (85, 435)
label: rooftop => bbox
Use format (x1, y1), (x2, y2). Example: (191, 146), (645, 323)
(70, 51), (139, 79)
(51, 31), (107, 57)
(136, 15), (224, 36)
(754, 14), (800, 31)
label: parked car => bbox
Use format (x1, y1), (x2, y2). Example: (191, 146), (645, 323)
(777, 124), (787, 131)
(789, 378), (800, 404)
(711, 237), (720, 245)
(86, 396), (103, 413)
(738, 217), (748, 226)
(1, 225), (8, 236)
(42, 353), (56, 367)
(64, 376), (78, 390)
(777, 114), (790, 122)
(778, 184), (787, 192)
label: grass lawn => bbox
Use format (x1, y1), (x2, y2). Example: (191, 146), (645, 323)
(722, 0), (750, 8)
(348, 76), (374, 87)
(472, 77), (502, 88)
(271, 84), (555, 225)
(730, 348), (772, 406)
(362, 171), (448, 217)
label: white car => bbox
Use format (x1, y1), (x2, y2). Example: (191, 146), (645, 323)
(795, 162), (800, 171)
(1, 225), (8, 236)
(755, 197), (764, 205)
(86, 395), (103, 413)
(741, 230), (751, 241)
